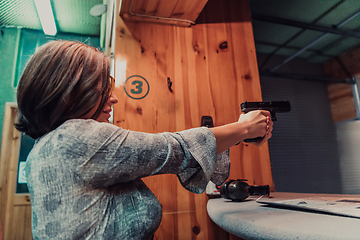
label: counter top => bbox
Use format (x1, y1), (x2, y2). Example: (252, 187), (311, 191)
(207, 192), (360, 240)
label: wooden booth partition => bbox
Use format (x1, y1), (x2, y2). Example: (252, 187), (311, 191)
(0, 103), (32, 240)
(112, 0), (273, 239)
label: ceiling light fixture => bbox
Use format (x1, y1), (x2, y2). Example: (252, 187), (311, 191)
(90, 4), (107, 17)
(33, 0), (57, 36)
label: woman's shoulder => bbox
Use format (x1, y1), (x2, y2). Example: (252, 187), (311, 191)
(36, 119), (125, 145)
(61, 119), (117, 131)
(32, 119), (128, 157)
(60, 119), (126, 139)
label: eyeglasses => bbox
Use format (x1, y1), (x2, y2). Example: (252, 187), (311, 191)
(109, 76), (115, 94)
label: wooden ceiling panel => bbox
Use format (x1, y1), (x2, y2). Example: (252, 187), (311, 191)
(120, 0), (208, 27)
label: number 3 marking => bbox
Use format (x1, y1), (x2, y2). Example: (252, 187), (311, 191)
(131, 80), (143, 94)
(124, 75), (150, 100)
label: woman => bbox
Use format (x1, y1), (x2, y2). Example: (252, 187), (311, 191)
(15, 40), (273, 239)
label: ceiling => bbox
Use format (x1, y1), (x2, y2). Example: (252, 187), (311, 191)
(249, 0), (360, 72)
(0, 0), (103, 36)
(1, 0), (360, 73)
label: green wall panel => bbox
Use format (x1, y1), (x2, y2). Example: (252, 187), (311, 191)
(0, 27), (100, 151)
(0, 28), (19, 150)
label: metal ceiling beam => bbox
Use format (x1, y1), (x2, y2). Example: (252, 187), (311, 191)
(255, 40), (336, 58)
(260, 71), (354, 84)
(264, 9), (360, 72)
(252, 12), (360, 38)
(257, 1), (346, 70)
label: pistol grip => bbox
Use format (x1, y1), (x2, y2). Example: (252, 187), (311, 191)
(271, 112), (277, 121)
(243, 136), (264, 143)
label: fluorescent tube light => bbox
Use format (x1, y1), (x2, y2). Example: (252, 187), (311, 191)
(34, 0), (57, 36)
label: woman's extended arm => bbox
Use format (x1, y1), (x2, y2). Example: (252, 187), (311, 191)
(70, 111), (272, 192)
(210, 110), (273, 154)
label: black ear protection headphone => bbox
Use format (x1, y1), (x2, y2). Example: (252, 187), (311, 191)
(219, 179), (270, 201)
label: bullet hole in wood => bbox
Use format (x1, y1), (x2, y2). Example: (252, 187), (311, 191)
(167, 77), (173, 93)
(219, 41), (228, 50)
(137, 108), (143, 115)
(192, 226), (200, 235)
(244, 74), (251, 80)
(194, 44), (200, 54)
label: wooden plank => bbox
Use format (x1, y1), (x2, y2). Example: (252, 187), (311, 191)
(323, 42), (360, 123)
(0, 104), (14, 237)
(131, 0), (147, 14)
(150, 0), (177, 18)
(191, 24), (215, 119)
(171, 0), (208, 21)
(325, 82), (356, 122)
(327, 83), (353, 100)
(10, 205), (32, 240)
(5, 110), (21, 240)
(13, 194), (31, 206)
(327, 83), (356, 122)
(0, 103), (22, 240)
(329, 95), (356, 122)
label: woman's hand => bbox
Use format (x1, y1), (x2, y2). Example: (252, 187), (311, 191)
(238, 110), (273, 146)
(210, 110), (274, 154)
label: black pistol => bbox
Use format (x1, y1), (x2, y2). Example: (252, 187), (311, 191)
(241, 101), (291, 142)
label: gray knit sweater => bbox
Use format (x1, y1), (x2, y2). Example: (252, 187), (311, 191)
(25, 119), (230, 239)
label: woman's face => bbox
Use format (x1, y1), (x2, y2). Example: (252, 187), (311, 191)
(81, 91), (119, 123)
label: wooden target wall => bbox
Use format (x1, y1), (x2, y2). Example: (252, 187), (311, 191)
(112, 0), (274, 239)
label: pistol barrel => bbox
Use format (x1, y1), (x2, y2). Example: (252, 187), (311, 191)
(241, 101), (291, 121)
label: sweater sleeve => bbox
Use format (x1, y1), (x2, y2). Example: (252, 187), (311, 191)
(62, 120), (230, 194)
(175, 129), (230, 193)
